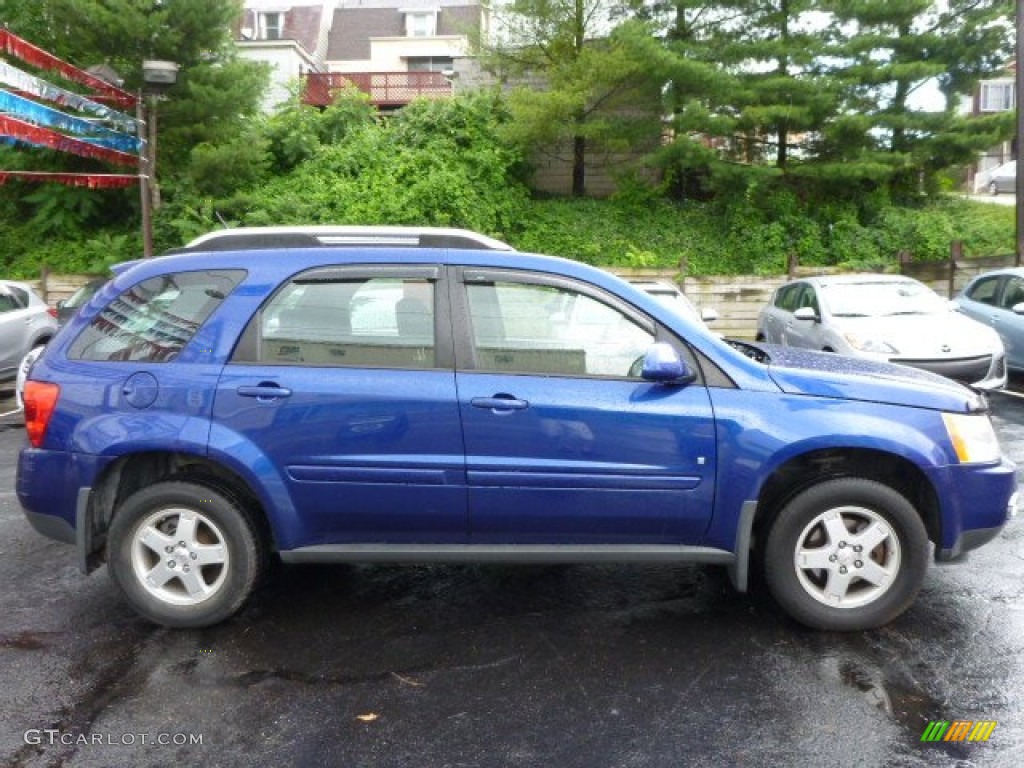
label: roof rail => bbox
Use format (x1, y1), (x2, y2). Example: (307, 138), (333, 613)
(181, 226), (514, 252)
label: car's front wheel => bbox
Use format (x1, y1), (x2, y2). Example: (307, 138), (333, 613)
(989, 180), (999, 196)
(763, 478), (930, 631)
(107, 481), (264, 628)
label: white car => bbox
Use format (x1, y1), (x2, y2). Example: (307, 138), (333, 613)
(630, 280), (719, 328)
(1, 280), (57, 391)
(756, 274), (1006, 390)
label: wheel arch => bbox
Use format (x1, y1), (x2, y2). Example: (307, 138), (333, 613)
(84, 451), (275, 571)
(751, 447), (941, 555)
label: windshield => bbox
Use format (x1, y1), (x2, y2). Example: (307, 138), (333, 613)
(822, 280), (946, 317)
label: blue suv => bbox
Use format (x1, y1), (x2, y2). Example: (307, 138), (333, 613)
(17, 228), (1018, 630)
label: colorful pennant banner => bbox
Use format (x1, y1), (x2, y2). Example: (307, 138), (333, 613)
(0, 171), (140, 188)
(0, 115), (139, 167)
(0, 60), (139, 133)
(0, 28), (136, 109)
(0, 89), (141, 153)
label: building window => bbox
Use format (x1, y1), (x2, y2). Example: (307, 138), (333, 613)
(406, 11), (437, 38)
(980, 81), (1014, 112)
(407, 57), (454, 73)
(259, 12), (284, 40)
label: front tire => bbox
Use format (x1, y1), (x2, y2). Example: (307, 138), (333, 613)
(108, 481), (264, 628)
(989, 181), (999, 196)
(763, 478), (929, 631)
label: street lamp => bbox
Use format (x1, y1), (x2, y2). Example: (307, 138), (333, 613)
(139, 60), (179, 257)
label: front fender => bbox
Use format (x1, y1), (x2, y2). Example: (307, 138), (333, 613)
(704, 389), (954, 551)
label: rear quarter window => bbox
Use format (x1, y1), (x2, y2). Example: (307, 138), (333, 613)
(68, 270), (245, 362)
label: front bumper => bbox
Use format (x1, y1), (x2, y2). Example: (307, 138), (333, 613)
(934, 457), (1018, 560)
(891, 352), (1007, 391)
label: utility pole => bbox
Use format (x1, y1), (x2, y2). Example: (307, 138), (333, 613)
(1016, 0), (1023, 265)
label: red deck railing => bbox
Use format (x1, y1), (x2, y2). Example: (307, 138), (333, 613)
(303, 72), (452, 107)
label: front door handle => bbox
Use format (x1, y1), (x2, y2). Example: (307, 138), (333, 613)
(471, 395), (529, 412)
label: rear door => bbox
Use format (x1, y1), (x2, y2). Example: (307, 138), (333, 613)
(451, 268), (717, 545)
(214, 265), (467, 548)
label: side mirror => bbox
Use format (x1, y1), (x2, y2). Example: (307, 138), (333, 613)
(641, 342), (696, 384)
(793, 306), (818, 321)
(700, 307), (719, 323)
(947, 299), (961, 311)
(1012, 302), (1024, 316)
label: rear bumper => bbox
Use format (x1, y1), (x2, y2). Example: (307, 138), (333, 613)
(17, 447), (110, 545)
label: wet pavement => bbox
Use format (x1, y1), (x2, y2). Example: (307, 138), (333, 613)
(1, 384), (1023, 767)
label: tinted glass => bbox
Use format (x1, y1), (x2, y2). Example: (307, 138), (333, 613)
(68, 270), (244, 362)
(257, 276), (436, 369)
(0, 290), (17, 313)
(1001, 277), (1024, 309)
(967, 276), (1001, 306)
(465, 281), (654, 377)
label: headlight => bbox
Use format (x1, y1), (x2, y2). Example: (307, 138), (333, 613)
(843, 332), (898, 354)
(942, 413), (1002, 464)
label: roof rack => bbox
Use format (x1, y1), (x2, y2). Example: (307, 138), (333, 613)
(177, 226), (514, 253)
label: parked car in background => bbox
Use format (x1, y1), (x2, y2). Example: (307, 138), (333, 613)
(956, 267), (1024, 373)
(630, 280), (719, 329)
(987, 160), (1016, 195)
(756, 274), (1006, 390)
(16, 229), (1017, 633)
(0, 280), (57, 386)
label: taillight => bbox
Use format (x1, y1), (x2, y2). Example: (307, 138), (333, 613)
(47, 307), (58, 318)
(24, 381), (60, 448)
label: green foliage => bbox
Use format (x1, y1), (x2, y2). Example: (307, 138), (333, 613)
(188, 132), (272, 198)
(188, 93), (530, 240)
(262, 88), (377, 173)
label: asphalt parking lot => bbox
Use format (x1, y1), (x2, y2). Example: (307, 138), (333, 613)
(1, 382), (1023, 767)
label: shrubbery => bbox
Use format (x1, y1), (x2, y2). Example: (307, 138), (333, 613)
(0, 93), (1015, 279)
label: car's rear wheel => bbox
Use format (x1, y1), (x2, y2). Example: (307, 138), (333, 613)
(763, 478), (929, 630)
(108, 481), (264, 628)
(989, 181), (999, 196)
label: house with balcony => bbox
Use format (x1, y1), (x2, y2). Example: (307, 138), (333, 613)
(302, 0), (489, 109)
(235, 1), (338, 109)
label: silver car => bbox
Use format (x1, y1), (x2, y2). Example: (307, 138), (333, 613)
(987, 160), (1016, 195)
(1, 280), (58, 386)
(956, 266), (1024, 374)
(756, 274), (1006, 390)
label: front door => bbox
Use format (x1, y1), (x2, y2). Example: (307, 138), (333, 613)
(452, 269), (717, 545)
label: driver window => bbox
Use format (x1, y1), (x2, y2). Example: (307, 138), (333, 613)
(465, 280), (654, 377)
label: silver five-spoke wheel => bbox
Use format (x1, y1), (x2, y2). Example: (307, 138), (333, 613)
(131, 507), (230, 606)
(793, 506), (901, 609)
(108, 480), (263, 628)
(764, 478), (929, 631)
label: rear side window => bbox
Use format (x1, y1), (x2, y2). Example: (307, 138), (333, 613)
(1000, 277), (1024, 309)
(250, 275), (437, 369)
(68, 270), (245, 362)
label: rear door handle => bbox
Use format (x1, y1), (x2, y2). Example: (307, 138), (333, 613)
(471, 395), (529, 412)
(237, 384), (292, 400)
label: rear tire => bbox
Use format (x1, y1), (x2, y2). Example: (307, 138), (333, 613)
(108, 481), (264, 628)
(989, 181), (999, 196)
(763, 478), (929, 631)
